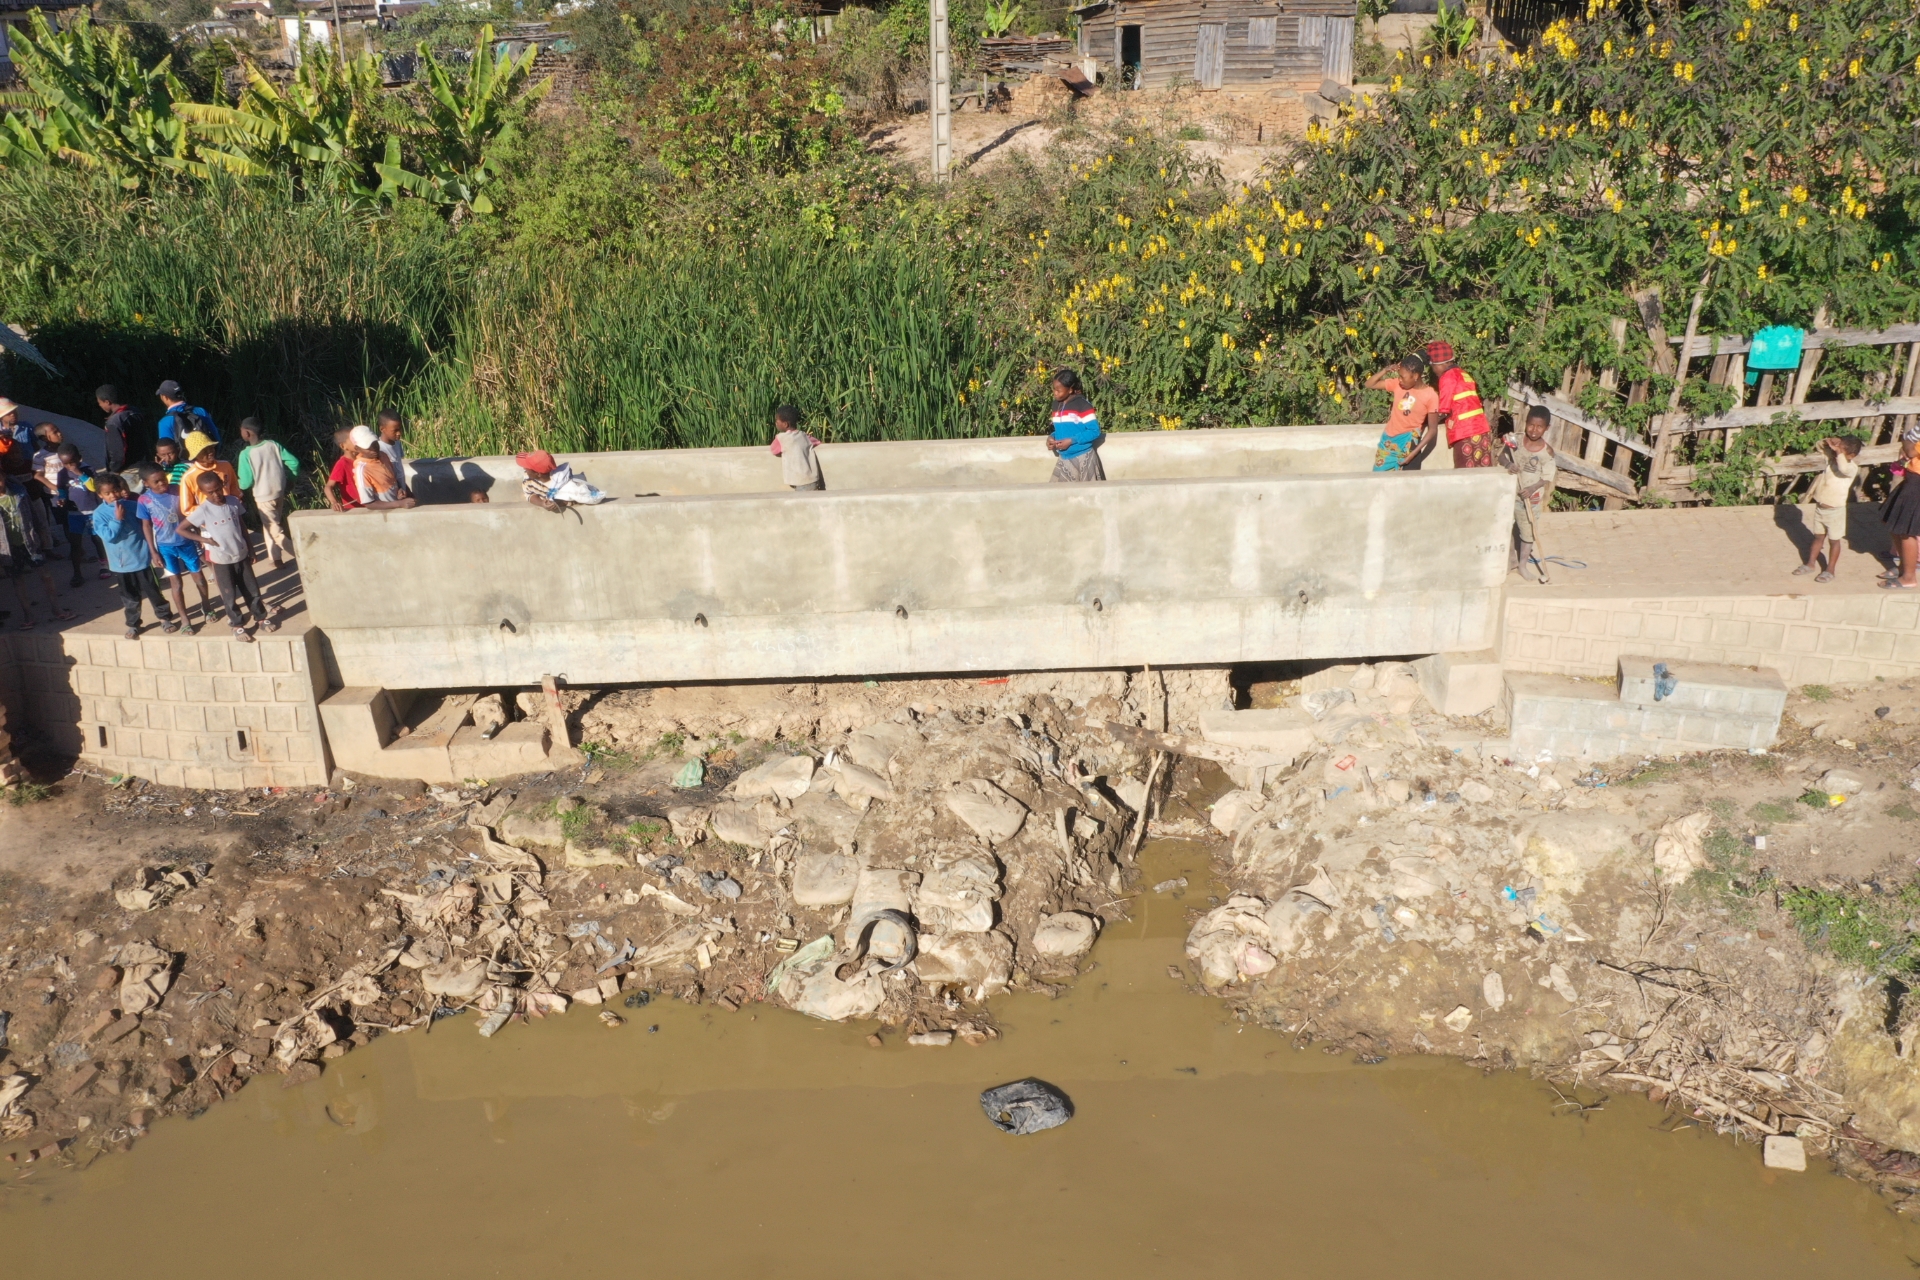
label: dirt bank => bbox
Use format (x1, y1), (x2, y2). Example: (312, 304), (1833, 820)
(3, 668), (1919, 1210)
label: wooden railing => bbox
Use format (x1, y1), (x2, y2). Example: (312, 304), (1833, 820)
(1502, 313), (1919, 507)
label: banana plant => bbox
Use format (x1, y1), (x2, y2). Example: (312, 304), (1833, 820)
(1423, 0), (1479, 59)
(178, 47), (392, 200)
(374, 26), (547, 216)
(0, 11), (251, 186)
(982, 0), (1023, 39)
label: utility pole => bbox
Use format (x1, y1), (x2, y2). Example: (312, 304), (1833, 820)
(929, 0), (951, 181)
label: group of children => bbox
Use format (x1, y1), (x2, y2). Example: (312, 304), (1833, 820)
(0, 393), (307, 640)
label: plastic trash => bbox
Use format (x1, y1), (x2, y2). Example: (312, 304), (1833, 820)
(1653, 662), (1678, 701)
(672, 758), (706, 789)
(544, 463), (610, 505)
(1302, 688), (1356, 721)
(979, 1078), (1075, 1135)
(698, 871), (742, 900)
(647, 853), (685, 877)
(1500, 885), (1538, 909)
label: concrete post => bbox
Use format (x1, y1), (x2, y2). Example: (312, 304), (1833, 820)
(930, 0), (952, 182)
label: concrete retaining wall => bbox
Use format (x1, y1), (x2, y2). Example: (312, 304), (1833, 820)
(4, 628), (332, 788)
(1503, 591), (1920, 687)
(403, 424), (1382, 503)
(298, 469), (1516, 690)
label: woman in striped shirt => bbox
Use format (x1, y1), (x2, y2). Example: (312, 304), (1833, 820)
(1046, 368), (1106, 482)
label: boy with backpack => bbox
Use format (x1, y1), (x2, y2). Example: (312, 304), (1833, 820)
(155, 380), (219, 445)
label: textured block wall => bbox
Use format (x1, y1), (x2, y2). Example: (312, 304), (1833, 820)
(1503, 593), (1920, 686)
(7, 628), (331, 789)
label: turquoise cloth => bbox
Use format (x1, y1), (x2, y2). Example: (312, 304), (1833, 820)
(1746, 325), (1805, 383)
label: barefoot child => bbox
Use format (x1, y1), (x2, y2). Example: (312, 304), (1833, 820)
(177, 471), (275, 641)
(1794, 435), (1862, 583)
(137, 461), (219, 629)
(91, 474), (180, 639)
(1501, 404), (1559, 584)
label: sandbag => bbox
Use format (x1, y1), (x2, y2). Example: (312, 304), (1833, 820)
(851, 867), (921, 961)
(733, 754), (816, 801)
(945, 779), (1028, 845)
(844, 722), (923, 775)
(792, 852), (860, 906)
(915, 853), (1000, 934)
(1031, 911), (1099, 959)
(1185, 897), (1278, 986)
(912, 930), (1013, 999)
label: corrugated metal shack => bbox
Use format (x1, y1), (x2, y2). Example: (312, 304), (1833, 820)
(1073, 0), (1356, 90)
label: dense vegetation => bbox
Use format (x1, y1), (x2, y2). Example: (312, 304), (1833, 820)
(0, 0), (1913, 494)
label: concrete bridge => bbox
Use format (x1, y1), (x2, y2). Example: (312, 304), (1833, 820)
(6, 425), (1912, 789)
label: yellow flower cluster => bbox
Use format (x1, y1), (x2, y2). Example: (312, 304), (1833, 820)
(1541, 19), (1579, 59)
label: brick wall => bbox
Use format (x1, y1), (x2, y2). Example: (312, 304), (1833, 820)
(5, 628), (332, 790)
(1503, 592), (1920, 687)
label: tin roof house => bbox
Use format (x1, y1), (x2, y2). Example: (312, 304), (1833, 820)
(1073, 0), (1357, 91)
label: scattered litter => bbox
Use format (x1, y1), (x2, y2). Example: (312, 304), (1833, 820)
(598, 1011), (626, 1028)
(979, 1078), (1074, 1135)
(1150, 877), (1188, 894)
(671, 759), (706, 789)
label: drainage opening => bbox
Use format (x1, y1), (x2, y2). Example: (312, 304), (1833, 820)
(96, 725), (108, 750)
(236, 730), (250, 753)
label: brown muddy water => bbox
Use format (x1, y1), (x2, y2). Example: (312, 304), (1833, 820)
(7, 841), (1919, 1278)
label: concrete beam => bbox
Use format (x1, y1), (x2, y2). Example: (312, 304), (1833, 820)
(403, 424), (1383, 502)
(296, 469), (1515, 690)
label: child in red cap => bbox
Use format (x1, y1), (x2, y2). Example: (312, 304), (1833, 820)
(1427, 341), (1494, 468)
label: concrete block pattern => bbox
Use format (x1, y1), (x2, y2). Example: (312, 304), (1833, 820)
(27, 625), (331, 791)
(1504, 591), (1920, 687)
(1616, 657), (1787, 719)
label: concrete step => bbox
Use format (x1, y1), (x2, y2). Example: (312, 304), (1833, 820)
(1504, 671), (1779, 763)
(1616, 656), (1787, 719)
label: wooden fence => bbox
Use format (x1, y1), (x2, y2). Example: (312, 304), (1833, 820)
(1502, 307), (1920, 507)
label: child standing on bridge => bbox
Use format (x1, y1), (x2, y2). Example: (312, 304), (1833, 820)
(178, 471), (275, 641)
(1793, 435), (1862, 583)
(1367, 354), (1439, 471)
(1501, 405), (1558, 584)
(137, 461), (218, 631)
(92, 473), (180, 639)
(1047, 368), (1105, 482)
(770, 405), (823, 491)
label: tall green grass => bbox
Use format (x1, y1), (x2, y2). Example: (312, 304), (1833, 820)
(0, 170), (464, 469)
(401, 232), (1011, 457)
(0, 170), (1025, 470)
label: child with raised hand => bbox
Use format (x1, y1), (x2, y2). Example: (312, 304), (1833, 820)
(91, 473), (180, 639)
(137, 460), (219, 630)
(53, 442), (108, 586)
(177, 470), (275, 641)
(1795, 435), (1862, 583)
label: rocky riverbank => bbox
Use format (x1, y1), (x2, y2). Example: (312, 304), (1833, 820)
(2, 668), (1917, 1210)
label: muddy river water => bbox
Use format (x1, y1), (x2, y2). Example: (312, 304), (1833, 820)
(7, 841), (1919, 1277)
